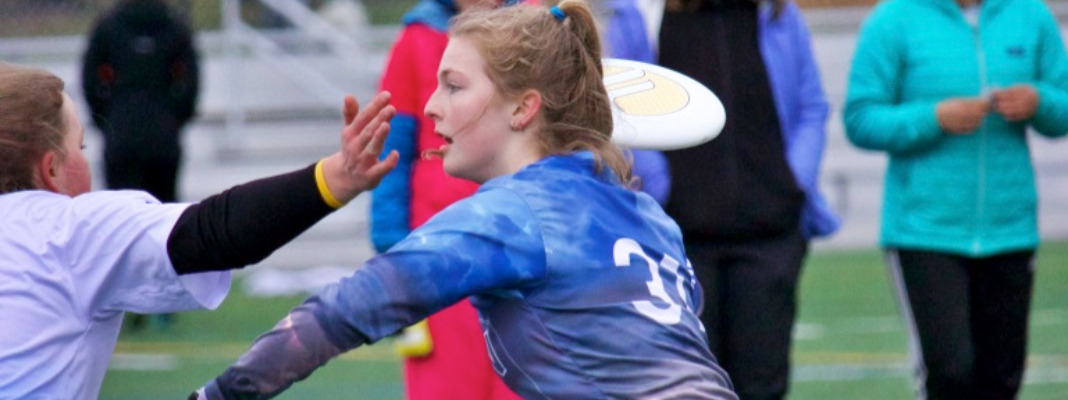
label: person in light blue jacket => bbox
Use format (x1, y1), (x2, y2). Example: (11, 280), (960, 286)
(758, 1), (841, 239)
(844, 0), (1068, 398)
(654, 0), (839, 399)
(600, 0), (671, 205)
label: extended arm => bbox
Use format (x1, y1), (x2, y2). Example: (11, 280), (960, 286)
(189, 295), (364, 400)
(190, 188), (545, 398)
(168, 93), (398, 274)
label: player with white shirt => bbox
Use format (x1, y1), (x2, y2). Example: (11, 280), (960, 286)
(0, 62), (398, 399)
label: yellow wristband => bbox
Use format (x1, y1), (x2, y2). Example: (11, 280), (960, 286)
(314, 159), (344, 209)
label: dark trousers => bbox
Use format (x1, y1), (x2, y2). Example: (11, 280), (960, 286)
(106, 152), (181, 330)
(105, 154), (180, 202)
(687, 230), (808, 400)
(887, 248), (1035, 400)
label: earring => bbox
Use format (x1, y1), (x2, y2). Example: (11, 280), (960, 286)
(510, 121), (521, 131)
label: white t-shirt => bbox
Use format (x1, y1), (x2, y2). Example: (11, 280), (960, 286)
(0, 190), (231, 399)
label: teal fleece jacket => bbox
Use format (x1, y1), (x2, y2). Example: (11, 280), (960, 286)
(844, 0), (1068, 256)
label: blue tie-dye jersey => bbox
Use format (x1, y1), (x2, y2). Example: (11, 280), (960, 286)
(322, 152), (736, 399)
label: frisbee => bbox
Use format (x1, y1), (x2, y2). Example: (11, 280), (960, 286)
(603, 58), (725, 150)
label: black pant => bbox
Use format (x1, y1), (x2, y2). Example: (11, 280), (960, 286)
(106, 151), (181, 330)
(887, 248), (1035, 400)
(104, 154), (180, 202)
(687, 230), (808, 400)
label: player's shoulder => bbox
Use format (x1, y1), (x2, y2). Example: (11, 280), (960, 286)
(406, 184), (545, 261)
(70, 190), (164, 213)
(479, 162), (582, 208)
(0, 190), (94, 222)
(0, 190), (178, 253)
(62, 190), (189, 234)
(449, 182), (534, 222)
(0, 191), (68, 240)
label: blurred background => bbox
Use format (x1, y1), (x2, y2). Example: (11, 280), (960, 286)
(2, 0), (1067, 399)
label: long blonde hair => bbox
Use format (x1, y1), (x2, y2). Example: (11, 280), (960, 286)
(449, 0), (632, 184)
(0, 63), (67, 194)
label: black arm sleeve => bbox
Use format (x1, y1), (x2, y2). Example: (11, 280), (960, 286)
(167, 163), (335, 275)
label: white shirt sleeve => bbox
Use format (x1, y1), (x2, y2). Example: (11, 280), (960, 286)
(62, 190), (231, 317)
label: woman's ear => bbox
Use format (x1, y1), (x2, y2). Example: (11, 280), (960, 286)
(511, 89), (543, 130)
(36, 151), (61, 193)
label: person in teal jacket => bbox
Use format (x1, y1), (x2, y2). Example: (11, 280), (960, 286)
(844, 0), (1068, 398)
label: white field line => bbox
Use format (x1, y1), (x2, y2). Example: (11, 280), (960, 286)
(108, 353), (177, 371)
(109, 350), (1068, 385)
(792, 310), (1068, 384)
(793, 362), (1068, 384)
(796, 308), (1068, 341)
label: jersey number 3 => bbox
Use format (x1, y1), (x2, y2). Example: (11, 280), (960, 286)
(613, 238), (695, 325)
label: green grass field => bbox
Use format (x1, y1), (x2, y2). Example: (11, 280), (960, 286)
(100, 242), (1068, 399)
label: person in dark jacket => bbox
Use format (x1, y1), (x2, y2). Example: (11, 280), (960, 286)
(654, 0), (839, 399)
(81, 0), (201, 330)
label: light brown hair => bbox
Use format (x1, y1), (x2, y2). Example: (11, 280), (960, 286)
(449, 0), (632, 185)
(0, 63), (67, 194)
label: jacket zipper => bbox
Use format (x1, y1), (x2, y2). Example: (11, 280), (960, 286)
(970, 5), (986, 254)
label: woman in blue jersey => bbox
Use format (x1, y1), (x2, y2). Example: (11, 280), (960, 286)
(190, 1), (737, 399)
(0, 62), (397, 399)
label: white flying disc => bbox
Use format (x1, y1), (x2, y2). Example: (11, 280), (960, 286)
(603, 58), (725, 151)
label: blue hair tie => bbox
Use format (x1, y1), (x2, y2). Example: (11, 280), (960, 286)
(549, 5), (566, 21)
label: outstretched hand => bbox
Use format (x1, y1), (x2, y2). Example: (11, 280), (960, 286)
(321, 92), (400, 205)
